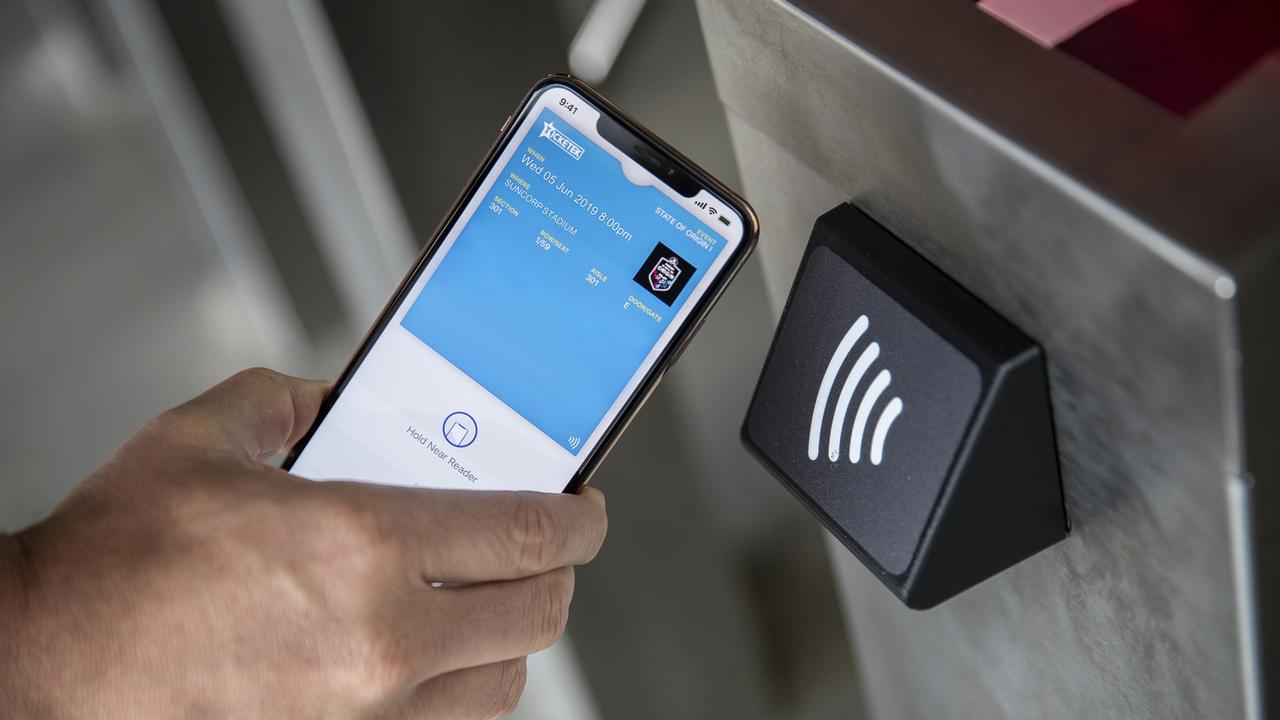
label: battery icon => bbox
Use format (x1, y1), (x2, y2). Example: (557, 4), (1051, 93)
(718, 215), (731, 226)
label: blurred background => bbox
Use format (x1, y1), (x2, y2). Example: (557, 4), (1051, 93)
(0, 1), (862, 718)
(12, 1), (1275, 717)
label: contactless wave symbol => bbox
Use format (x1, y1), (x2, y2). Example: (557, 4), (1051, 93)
(807, 315), (904, 466)
(567, 436), (583, 451)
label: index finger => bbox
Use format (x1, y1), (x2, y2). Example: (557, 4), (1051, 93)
(328, 483), (608, 583)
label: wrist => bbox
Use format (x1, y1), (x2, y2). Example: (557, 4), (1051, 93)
(0, 530), (31, 631)
(1, 531), (44, 717)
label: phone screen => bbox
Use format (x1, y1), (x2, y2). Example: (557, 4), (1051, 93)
(289, 82), (748, 493)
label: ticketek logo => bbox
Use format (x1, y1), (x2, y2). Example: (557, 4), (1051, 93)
(539, 121), (585, 160)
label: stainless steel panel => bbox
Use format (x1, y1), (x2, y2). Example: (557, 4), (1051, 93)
(699, 0), (1276, 717)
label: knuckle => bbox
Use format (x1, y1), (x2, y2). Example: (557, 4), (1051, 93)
(350, 621), (413, 699)
(491, 659), (528, 718)
(233, 366), (285, 389)
(309, 492), (396, 576)
(237, 367), (294, 425)
(140, 404), (212, 451)
(508, 495), (562, 575)
(314, 493), (367, 539)
(532, 567), (573, 648)
(220, 367), (290, 412)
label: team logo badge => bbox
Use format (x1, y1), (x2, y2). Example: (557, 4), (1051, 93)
(633, 242), (696, 306)
(649, 255), (682, 292)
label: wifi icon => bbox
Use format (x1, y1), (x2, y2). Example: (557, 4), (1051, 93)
(567, 435), (583, 451)
(807, 315), (904, 465)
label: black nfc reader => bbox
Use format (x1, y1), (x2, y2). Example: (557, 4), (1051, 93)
(743, 203), (1067, 609)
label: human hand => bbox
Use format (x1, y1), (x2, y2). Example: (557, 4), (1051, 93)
(0, 368), (607, 719)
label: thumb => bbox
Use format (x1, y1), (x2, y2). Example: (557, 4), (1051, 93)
(171, 368), (330, 462)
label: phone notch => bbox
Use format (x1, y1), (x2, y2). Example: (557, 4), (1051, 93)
(596, 112), (702, 197)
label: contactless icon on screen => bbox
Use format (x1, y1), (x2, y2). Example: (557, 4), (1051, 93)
(442, 411), (477, 448)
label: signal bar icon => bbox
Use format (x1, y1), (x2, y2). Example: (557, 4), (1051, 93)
(807, 315), (904, 465)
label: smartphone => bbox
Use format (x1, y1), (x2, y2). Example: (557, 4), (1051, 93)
(284, 76), (757, 493)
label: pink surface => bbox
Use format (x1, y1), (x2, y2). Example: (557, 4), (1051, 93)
(979, 0), (1137, 46)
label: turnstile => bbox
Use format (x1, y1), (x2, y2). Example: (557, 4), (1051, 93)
(699, 1), (1280, 717)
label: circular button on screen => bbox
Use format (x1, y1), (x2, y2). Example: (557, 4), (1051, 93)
(442, 411), (478, 449)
